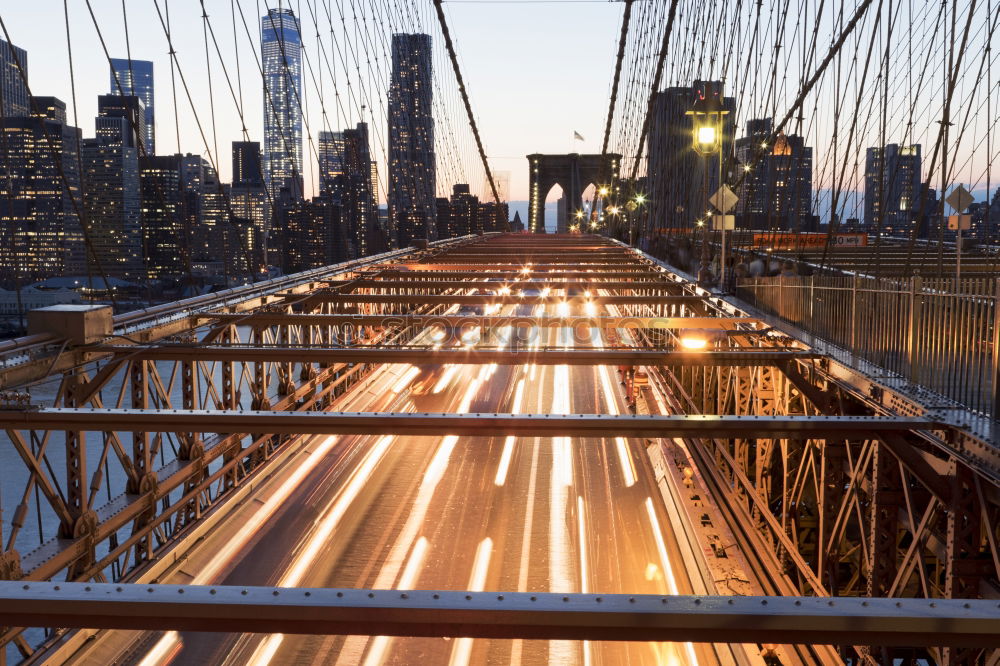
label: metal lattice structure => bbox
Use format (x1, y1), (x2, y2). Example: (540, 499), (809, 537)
(0, 233), (998, 665)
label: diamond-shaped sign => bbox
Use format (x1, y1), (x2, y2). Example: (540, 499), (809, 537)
(946, 184), (974, 213)
(709, 185), (739, 213)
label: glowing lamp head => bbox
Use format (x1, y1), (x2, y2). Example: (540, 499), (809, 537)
(686, 91), (728, 155)
(679, 336), (709, 350)
(598, 186), (609, 197)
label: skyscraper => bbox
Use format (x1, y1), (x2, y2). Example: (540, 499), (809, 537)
(735, 118), (814, 230)
(81, 101), (142, 280)
(139, 155), (184, 279)
(864, 144), (923, 233)
(97, 94), (147, 156)
(0, 39), (29, 118)
(0, 96), (83, 282)
(109, 58), (154, 154)
(317, 130), (344, 200)
(261, 6), (303, 199)
(343, 122), (384, 257)
(436, 184), (479, 239)
(232, 141), (264, 187)
(646, 82), (735, 235)
(230, 142), (267, 271)
(388, 33), (436, 248)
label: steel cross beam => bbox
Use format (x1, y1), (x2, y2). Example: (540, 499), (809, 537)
(358, 270), (667, 279)
(1, 583), (997, 647)
(198, 314), (753, 329)
(386, 261), (661, 268)
(95, 346), (823, 366)
(0, 410), (937, 438)
(309, 280), (684, 292)
(290, 294), (702, 306)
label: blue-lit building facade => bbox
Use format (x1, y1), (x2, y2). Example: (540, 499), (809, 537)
(261, 7), (303, 200)
(109, 58), (154, 155)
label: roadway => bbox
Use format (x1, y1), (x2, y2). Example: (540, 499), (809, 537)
(60, 260), (757, 665)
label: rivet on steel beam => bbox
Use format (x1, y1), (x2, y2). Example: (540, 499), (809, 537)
(273, 591), (279, 596)
(241, 590), (248, 596)
(210, 589), (216, 595)
(401, 593), (408, 599)
(497, 595), (504, 601)
(22, 584), (28, 590)
(54, 585), (60, 590)
(178, 589), (184, 594)
(368, 593), (375, 598)
(563, 596), (570, 602)
(148, 588), (154, 593)
(466, 595), (473, 600)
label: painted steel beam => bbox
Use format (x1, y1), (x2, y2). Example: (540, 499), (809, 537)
(198, 314), (753, 329)
(357, 270), (666, 279)
(96, 346), (822, 366)
(293, 294), (701, 306)
(2, 583), (997, 647)
(310, 279), (682, 292)
(391, 264), (649, 271)
(0, 409), (936, 438)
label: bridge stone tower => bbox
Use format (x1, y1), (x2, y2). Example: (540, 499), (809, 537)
(527, 153), (621, 233)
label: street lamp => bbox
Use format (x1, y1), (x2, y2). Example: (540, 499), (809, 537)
(686, 89), (729, 286)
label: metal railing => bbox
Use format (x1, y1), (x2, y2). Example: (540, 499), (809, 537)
(737, 274), (1000, 419)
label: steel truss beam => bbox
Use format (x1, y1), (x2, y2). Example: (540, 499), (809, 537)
(1, 410), (936, 438)
(199, 314), (754, 329)
(390, 263), (650, 271)
(95, 346), (823, 366)
(351, 270), (669, 279)
(309, 280), (685, 293)
(1, 583), (997, 648)
(292, 294), (701, 306)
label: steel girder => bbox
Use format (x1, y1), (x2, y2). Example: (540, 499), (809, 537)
(345, 270), (670, 279)
(292, 294), (702, 306)
(199, 313), (755, 329)
(2, 583), (998, 648)
(307, 280), (685, 295)
(1, 409), (936, 438)
(94, 346), (822, 366)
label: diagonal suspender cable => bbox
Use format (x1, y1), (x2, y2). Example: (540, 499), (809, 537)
(627, 0), (680, 182)
(601, 0), (633, 157)
(431, 0), (507, 231)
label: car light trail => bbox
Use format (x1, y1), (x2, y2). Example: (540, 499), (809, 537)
(390, 365), (421, 393)
(578, 495), (592, 666)
(139, 434), (345, 664)
(615, 437), (637, 487)
(433, 365), (458, 393)
(448, 538), (494, 666)
(495, 379), (525, 486)
(362, 537), (430, 666)
(136, 631), (181, 666)
(645, 496), (699, 665)
(248, 435), (396, 665)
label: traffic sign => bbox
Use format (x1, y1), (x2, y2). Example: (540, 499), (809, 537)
(945, 185), (974, 213)
(709, 185), (739, 213)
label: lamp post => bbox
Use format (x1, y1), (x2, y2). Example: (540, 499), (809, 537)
(686, 90), (729, 286)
